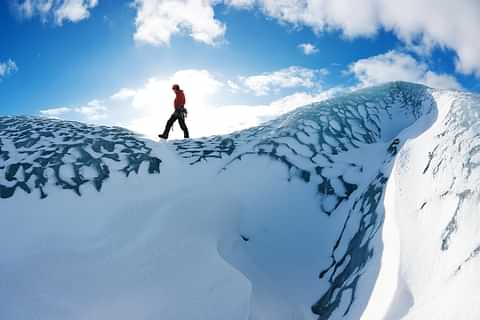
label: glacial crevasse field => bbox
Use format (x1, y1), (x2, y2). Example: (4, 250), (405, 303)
(1, 82), (479, 320)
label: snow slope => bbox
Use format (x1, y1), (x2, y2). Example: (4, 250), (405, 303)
(0, 82), (478, 319)
(373, 89), (480, 320)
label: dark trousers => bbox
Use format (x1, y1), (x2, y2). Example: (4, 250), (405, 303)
(162, 108), (189, 138)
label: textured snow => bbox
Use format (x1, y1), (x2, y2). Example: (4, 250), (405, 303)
(1, 82), (479, 319)
(368, 89), (480, 320)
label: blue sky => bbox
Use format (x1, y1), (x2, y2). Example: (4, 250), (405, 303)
(1, 0), (479, 137)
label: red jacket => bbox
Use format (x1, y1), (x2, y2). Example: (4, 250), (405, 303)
(174, 90), (186, 109)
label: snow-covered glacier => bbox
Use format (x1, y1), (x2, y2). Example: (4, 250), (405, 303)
(1, 82), (479, 319)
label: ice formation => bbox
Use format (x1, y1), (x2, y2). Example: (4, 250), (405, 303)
(1, 82), (478, 319)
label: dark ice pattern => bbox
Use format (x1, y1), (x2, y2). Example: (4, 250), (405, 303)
(0, 117), (161, 199)
(312, 173), (387, 318)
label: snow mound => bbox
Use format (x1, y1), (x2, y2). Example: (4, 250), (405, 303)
(1, 82), (478, 319)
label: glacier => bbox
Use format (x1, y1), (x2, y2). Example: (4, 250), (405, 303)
(0, 82), (479, 319)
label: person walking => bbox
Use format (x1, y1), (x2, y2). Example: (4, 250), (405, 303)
(158, 84), (189, 139)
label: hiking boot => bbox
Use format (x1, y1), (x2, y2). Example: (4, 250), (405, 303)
(158, 134), (168, 139)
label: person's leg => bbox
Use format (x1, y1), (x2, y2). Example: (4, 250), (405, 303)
(160, 112), (178, 138)
(178, 113), (189, 138)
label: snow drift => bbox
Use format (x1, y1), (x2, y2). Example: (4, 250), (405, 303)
(1, 82), (479, 319)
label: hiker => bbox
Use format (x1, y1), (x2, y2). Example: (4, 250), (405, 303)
(158, 84), (190, 139)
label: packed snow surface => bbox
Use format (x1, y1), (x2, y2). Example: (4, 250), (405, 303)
(1, 82), (479, 319)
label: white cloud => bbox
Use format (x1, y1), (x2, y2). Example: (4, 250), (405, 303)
(133, 0), (226, 46)
(74, 99), (107, 120)
(111, 88), (137, 100)
(262, 88), (340, 117)
(39, 106), (70, 117)
(227, 80), (241, 93)
(55, 0), (98, 24)
(349, 50), (462, 90)
(0, 59), (18, 79)
(129, 1), (480, 76)
(14, 0), (98, 24)
(224, 0), (255, 9)
(39, 68), (336, 139)
(231, 0), (378, 36)
(224, 0), (480, 77)
(237, 66), (328, 96)
(15, 0), (53, 19)
(40, 70), (223, 138)
(298, 43), (318, 55)
(200, 89), (338, 135)
(40, 100), (107, 120)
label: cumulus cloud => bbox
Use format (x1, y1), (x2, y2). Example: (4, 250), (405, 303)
(39, 68), (336, 139)
(55, 0), (98, 24)
(129, 1), (480, 75)
(0, 59), (18, 79)
(236, 66), (328, 96)
(349, 50), (462, 90)
(133, 0), (226, 46)
(39, 106), (71, 117)
(110, 88), (137, 100)
(40, 100), (107, 120)
(260, 88), (340, 118)
(224, 0), (255, 9)
(14, 0), (98, 24)
(298, 43), (318, 55)
(200, 89), (338, 134)
(41, 70), (223, 138)
(221, 0), (480, 77)
(227, 80), (241, 93)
